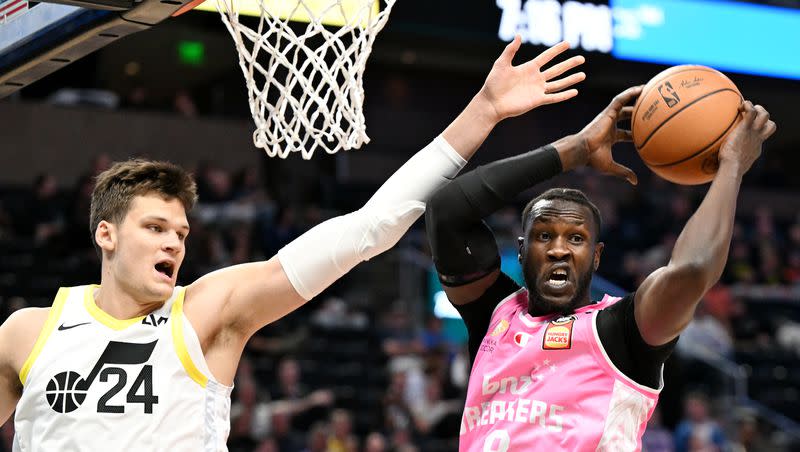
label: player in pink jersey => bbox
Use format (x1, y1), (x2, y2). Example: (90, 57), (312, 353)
(425, 91), (776, 451)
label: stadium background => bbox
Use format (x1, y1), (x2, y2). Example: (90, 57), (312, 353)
(1, 0), (799, 450)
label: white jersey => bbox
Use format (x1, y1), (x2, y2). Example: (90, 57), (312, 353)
(13, 285), (232, 452)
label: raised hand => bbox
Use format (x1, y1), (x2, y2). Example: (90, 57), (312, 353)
(575, 85), (643, 185)
(718, 101), (776, 176)
(479, 35), (585, 122)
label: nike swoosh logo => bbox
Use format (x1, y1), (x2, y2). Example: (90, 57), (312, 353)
(58, 322), (91, 331)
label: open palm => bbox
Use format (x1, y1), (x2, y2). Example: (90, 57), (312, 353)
(482, 36), (586, 121)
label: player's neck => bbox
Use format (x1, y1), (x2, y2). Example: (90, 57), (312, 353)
(95, 273), (164, 320)
(527, 296), (592, 318)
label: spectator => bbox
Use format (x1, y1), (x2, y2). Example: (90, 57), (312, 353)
(310, 297), (368, 330)
(253, 436), (278, 452)
(7, 173), (62, 244)
(300, 422), (328, 452)
(327, 409), (354, 452)
(677, 302), (734, 360)
(784, 249), (800, 284)
(776, 319), (800, 355)
(729, 412), (775, 452)
(269, 402), (304, 452)
(232, 166), (269, 203)
(173, 88), (198, 117)
(229, 357), (262, 451)
(410, 376), (462, 437)
(343, 434), (359, 452)
(383, 369), (414, 435)
(642, 408), (674, 452)
(757, 244), (783, 285)
(196, 162), (233, 204)
(270, 356), (334, 431)
(260, 205), (302, 259)
(674, 392), (726, 452)
(420, 315), (451, 353)
(390, 427), (416, 452)
(364, 432), (388, 452)
(379, 307), (426, 408)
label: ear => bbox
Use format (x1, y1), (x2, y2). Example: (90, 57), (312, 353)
(594, 241), (604, 271)
(517, 236), (525, 263)
(95, 220), (117, 254)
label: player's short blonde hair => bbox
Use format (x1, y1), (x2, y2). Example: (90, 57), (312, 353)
(90, 159), (197, 253)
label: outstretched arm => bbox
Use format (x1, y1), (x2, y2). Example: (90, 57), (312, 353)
(634, 101), (776, 346)
(427, 86), (643, 305)
(187, 37), (586, 338)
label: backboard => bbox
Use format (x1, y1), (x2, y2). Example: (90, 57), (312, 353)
(0, 0), (203, 98)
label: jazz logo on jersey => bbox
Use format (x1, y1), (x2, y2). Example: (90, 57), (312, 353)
(490, 319), (509, 337)
(542, 315), (577, 350)
(46, 340), (159, 414)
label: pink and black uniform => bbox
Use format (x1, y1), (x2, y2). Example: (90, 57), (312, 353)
(424, 145), (677, 451)
(457, 276), (664, 451)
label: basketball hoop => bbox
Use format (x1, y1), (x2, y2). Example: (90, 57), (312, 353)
(215, 0), (397, 159)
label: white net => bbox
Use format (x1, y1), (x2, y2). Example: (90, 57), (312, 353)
(216, 0), (398, 159)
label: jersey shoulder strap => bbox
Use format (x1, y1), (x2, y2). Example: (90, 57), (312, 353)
(19, 287), (72, 385)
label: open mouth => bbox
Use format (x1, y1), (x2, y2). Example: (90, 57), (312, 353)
(154, 261), (174, 279)
(545, 267), (570, 288)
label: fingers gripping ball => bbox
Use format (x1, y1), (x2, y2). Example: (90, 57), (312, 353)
(632, 65), (742, 185)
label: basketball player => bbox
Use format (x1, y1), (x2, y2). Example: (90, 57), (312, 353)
(0, 37), (586, 450)
(425, 92), (775, 450)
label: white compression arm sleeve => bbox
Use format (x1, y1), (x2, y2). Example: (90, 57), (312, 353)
(277, 136), (467, 300)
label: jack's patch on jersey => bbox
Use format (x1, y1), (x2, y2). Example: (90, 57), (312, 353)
(542, 315), (576, 350)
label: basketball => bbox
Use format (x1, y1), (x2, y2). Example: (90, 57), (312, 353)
(632, 65), (742, 185)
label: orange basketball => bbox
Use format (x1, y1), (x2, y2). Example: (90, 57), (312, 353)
(632, 65), (742, 185)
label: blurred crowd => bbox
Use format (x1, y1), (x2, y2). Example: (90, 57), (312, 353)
(0, 151), (798, 452)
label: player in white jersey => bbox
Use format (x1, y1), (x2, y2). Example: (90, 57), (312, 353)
(0, 37), (587, 451)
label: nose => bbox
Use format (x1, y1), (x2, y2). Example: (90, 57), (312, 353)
(162, 231), (182, 254)
(546, 236), (571, 261)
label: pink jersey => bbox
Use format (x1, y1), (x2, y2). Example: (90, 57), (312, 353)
(460, 288), (661, 451)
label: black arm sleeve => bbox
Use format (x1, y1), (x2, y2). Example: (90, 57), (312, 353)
(453, 273), (521, 364)
(425, 145), (562, 286)
(596, 293), (678, 389)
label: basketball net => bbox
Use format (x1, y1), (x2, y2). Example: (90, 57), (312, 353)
(215, 0), (397, 159)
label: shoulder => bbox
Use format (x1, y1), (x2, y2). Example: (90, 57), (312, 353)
(1, 308), (50, 337)
(595, 292), (636, 334)
(493, 286), (528, 317)
(182, 267), (237, 318)
(598, 292), (635, 314)
(456, 273), (524, 319)
(0, 307), (51, 372)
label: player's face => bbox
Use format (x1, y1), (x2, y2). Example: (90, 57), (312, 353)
(520, 199), (603, 316)
(112, 193), (189, 302)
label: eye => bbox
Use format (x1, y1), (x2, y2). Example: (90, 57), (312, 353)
(177, 232), (186, 241)
(148, 224), (162, 233)
(570, 234), (585, 244)
(538, 231), (551, 241)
